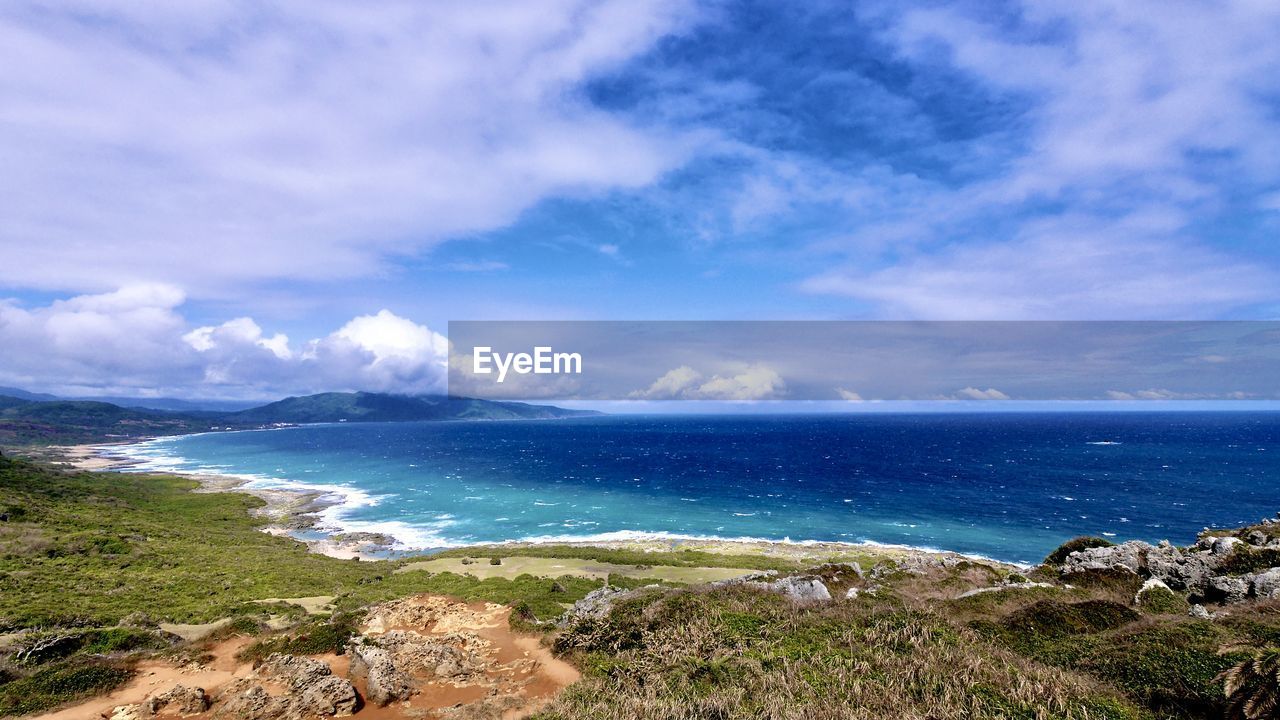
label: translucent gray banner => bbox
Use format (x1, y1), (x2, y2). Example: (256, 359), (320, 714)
(447, 321), (1280, 403)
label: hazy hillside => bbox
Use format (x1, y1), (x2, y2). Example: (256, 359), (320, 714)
(229, 392), (595, 424)
(0, 391), (596, 446)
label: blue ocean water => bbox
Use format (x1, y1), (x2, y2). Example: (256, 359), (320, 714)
(108, 413), (1280, 564)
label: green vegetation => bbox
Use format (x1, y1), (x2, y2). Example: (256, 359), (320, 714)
(1044, 536), (1116, 565)
(3, 452), (1279, 719)
(429, 543), (819, 572)
(540, 585), (1145, 720)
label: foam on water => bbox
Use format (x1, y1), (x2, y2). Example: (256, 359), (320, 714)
(98, 413), (1280, 564)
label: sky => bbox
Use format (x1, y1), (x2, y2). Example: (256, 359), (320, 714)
(2, 0), (1280, 400)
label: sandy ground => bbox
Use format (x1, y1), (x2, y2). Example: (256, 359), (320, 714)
(33, 595), (579, 720)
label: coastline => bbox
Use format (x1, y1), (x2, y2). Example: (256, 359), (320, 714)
(41, 439), (1022, 569)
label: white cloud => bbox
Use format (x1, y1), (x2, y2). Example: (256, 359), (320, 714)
(803, 213), (1276, 319)
(836, 387), (864, 402)
(0, 1), (701, 296)
(632, 364), (785, 401)
(954, 387), (1009, 401)
(1105, 388), (1252, 401)
(0, 285), (448, 398)
(798, 2), (1280, 319)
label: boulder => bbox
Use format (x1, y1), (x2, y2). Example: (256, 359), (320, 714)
(295, 676), (358, 717)
(768, 576), (831, 603)
(212, 655), (358, 720)
(1061, 541), (1146, 575)
(212, 682), (283, 720)
(1189, 604), (1214, 620)
(1206, 575), (1250, 604)
(1211, 536), (1242, 555)
(256, 653), (332, 691)
(144, 684), (209, 717)
(1251, 568), (1280, 599)
(1247, 530), (1269, 546)
(347, 643), (414, 707)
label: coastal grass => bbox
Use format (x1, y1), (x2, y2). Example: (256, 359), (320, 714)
(396, 555), (761, 585)
(427, 544), (823, 573)
(539, 583), (1146, 720)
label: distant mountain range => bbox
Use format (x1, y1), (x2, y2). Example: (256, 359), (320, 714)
(0, 390), (596, 446)
(0, 386), (256, 412)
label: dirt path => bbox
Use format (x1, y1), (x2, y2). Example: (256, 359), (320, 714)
(34, 595), (579, 720)
(33, 636), (255, 720)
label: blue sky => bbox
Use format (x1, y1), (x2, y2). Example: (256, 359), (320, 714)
(2, 1), (1279, 398)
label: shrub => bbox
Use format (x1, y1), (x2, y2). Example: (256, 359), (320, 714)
(1045, 537), (1115, 566)
(489, 556), (502, 566)
(0, 660), (132, 716)
(1135, 586), (1190, 615)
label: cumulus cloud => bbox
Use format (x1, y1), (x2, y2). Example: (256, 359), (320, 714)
(836, 387), (864, 402)
(954, 387), (1010, 401)
(0, 0), (701, 296)
(0, 285), (447, 398)
(631, 364), (785, 401)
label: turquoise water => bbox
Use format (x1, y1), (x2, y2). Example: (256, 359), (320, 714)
(106, 413), (1280, 564)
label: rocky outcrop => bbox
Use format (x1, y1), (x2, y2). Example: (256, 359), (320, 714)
(211, 653), (357, 719)
(143, 684), (209, 716)
(557, 584), (666, 626)
(347, 640), (417, 706)
(1251, 567), (1280, 599)
(1056, 522), (1280, 606)
(769, 576), (832, 602)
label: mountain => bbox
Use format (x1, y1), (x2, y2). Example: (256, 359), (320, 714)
(228, 392), (596, 424)
(0, 392), (596, 446)
(0, 399), (221, 445)
(0, 386), (258, 412)
(0, 386), (59, 402)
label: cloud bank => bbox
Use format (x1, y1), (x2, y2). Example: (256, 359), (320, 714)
(0, 285), (448, 398)
(0, 0), (699, 296)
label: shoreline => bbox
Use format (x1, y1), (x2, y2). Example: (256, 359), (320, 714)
(41, 439), (1023, 569)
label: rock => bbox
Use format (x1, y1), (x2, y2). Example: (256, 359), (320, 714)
(1189, 604), (1214, 620)
(1206, 575), (1250, 604)
(212, 682), (283, 720)
(1211, 536), (1242, 555)
(1061, 541), (1146, 575)
(1251, 568), (1280, 598)
(1248, 530), (1269, 546)
(213, 655), (357, 720)
(434, 657), (465, 678)
(296, 676), (358, 717)
(110, 706), (141, 720)
(144, 684), (209, 716)
(558, 585), (649, 625)
(347, 643), (414, 707)
(955, 582), (1055, 599)
(844, 587), (859, 600)
(1134, 577), (1170, 602)
(768, 576), (831, 603)
(256, 653), (332, 691)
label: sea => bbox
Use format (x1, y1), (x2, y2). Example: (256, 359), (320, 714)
(101, 412), (1280, 565)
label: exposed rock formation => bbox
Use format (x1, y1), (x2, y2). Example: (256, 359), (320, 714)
(212, 653), (357, 719)
(1056, 523), (1280, 606)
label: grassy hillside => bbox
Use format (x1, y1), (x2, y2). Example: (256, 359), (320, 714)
(0, 399), (221, 445)
(2, 453), (1276, 718)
